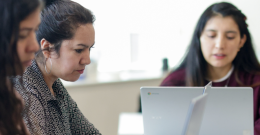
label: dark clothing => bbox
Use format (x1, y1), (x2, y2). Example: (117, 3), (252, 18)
(14, 60), (101, 135)
(161, 68), (260, 135)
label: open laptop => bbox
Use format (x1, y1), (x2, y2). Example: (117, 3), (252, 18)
(202, 81), (212, 95)
(182, 82), (211, 135)
(140, 86), (253, 135)
(182, 93), (208, 135)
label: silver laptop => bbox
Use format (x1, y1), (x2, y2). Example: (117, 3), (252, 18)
(182, 82), (211, 135)
(182, 93), (208, 135)
(140, 87), (253, 135)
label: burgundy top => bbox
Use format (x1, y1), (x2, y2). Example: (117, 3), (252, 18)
(161, 68), (260, 135)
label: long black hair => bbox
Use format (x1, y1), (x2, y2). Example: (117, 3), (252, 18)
(0, 0), (42, 134)
(176, 2), (260, 86)
(36, 0), (95, 64)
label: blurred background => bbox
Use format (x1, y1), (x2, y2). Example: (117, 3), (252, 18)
(62, 0), (260, 134)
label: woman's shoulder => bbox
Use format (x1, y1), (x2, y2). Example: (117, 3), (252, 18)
(237, 70), (260, 87)
(160, 68), (186, 86)
(167, 68), (186, 80)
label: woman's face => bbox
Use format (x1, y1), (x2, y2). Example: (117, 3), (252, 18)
(200, 15), (246, 69)
(49, 23), (95, 81)
(17, 8), (40, 72)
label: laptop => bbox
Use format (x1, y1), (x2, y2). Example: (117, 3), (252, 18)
(182, 82), (211, 135)
(182, 93), (208, 135)
(140, 87), (253, 135)
(202, 81), (212, 95)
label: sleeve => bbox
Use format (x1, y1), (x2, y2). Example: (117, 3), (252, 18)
(13, 77), (46, 135)
(160, 68), (186, 86)
(22, 93), (46, 135)
(64, 91), (101, 135)
(254, 86), (260, 135)
(160, 73), (176, 86)
(160, 73), (185, 86)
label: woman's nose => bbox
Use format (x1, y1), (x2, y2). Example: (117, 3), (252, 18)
(27, 32), (40, 53)
(215, 37), (225, 49)
(80, 51), (91, 65)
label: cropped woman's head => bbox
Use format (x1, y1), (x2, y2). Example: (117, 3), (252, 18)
(0, 0), (41, 76)
(0, 0), (42, 134)
(179, 2), (259, 86)
(36, 0), (95, 81)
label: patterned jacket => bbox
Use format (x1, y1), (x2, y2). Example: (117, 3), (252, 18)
(14, 60), (101, 135)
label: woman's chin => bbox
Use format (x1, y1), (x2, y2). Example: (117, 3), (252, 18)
(15, 65), (27, 75)
(210, 63), (232, 70)
(61, 76), (80, 82)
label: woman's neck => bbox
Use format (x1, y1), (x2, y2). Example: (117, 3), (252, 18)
(37, 61), (57, 96)
(207, 64), (232, 81)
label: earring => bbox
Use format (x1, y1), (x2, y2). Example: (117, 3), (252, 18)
(45, 58), (52, 74)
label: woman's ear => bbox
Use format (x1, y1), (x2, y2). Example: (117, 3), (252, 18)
(40, 38), (52, 58)
(239, 34), (247, 50)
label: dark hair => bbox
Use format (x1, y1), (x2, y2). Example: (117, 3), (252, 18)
(36, 0), (95, 64)
(0, 0), (42, 134)
(175, 2), (260, 86)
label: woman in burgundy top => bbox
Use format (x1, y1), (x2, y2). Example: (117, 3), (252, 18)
(161, 2), (260, 135)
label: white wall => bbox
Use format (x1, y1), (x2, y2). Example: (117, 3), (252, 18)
(74, 0), (260, 72)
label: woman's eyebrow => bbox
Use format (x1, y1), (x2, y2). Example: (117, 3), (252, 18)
(20, 24), (40, 32)
(226, 31), (237, 34)
(206, 29), (237, 34)
(77, 44), (88, 48)
(77, 43), (95, 48)
(19, 28), (33, 32)
(206, 29), (216, 32)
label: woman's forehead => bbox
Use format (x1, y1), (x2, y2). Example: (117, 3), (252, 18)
(204, 15), (239, 32)
(68, 24), (95, 46)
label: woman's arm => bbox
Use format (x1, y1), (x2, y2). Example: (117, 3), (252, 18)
(69, 100), (101, 135)
(68, 99), (101, 134)
(254, 86), (260, 135)
(22, 94), (46, 135)
(65, 93), (101, 135)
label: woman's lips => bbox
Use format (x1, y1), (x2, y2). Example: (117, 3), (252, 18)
(77, 69), (84, 74)
(213, 54), (226, 59)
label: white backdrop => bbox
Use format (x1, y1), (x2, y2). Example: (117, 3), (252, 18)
(74, 0), (260, 72)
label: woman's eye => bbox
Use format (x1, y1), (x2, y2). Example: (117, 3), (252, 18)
(227, 37), (235, 40)
(207, 35), (215, 38)
(19, 35), (27, 39)
(18, 30), (30, 40)
(75, 49), (83, 53)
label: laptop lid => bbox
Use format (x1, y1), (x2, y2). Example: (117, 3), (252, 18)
(202, 81), (212, 95)
(140, 87), (204, 135)
(140, 87), (253, 135)
(182, 93), (208, 135)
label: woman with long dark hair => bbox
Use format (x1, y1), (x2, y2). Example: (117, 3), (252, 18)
(0, 0), (42, 134)
(14, 0), (101, 134)
(161, 2), (260, 134)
